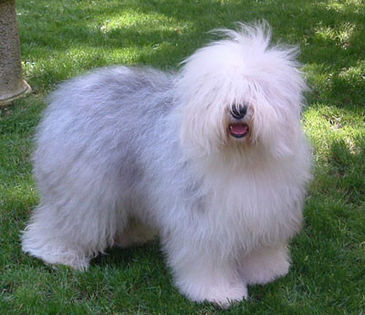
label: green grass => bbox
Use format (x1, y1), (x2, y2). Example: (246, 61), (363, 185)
(1, 0), (364, 314)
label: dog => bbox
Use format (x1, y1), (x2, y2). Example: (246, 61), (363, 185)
(22, 22), (312, 307)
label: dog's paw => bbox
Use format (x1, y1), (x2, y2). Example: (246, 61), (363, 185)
(22, 239), (90, 271)
(239, 246), (290, 285)
(177, 278), (247, 308)
(204, 282), (248, 308)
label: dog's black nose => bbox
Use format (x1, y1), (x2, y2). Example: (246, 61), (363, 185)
(231, 104), (247, 120)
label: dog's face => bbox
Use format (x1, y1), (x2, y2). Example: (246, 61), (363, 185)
(176, 23), (307, 161)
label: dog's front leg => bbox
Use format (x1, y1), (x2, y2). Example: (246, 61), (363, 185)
(162, 233), (247, 308)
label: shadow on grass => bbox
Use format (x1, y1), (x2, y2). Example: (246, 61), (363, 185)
(327, 136), (365, 205)
(91, 241), (164, 269)
(18, 0), (364, 108)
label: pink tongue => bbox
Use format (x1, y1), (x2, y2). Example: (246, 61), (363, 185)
(230, 124), (248, 135)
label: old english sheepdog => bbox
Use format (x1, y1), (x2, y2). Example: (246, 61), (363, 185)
(22, 23), (312, 307)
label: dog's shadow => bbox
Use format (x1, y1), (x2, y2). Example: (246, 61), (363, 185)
(90, 240), (164, 270)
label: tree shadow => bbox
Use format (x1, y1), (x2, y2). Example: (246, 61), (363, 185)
(17, 0), (364, 109)
(326, 136), (365, 205)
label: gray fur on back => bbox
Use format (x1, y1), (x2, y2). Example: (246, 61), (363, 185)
(34, 67), (186, 216)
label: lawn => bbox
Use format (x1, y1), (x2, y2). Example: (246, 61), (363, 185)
(0, 0), (364, 314)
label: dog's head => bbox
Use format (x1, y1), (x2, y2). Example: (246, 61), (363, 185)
(176, 22), (308, 162)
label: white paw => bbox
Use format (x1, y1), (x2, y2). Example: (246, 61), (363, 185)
(22, 240), (90, 271)
(205, 282), (248, 308)
(242, 260), (289, 285)
(239, 247), (290, 285)
(177, 278), (247, 308)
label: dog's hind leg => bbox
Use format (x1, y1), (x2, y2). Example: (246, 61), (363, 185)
(21, 190), (123, 270)
(114, 217), (157, 248)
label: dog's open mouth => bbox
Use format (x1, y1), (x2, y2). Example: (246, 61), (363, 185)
(229, 123), (249, 138)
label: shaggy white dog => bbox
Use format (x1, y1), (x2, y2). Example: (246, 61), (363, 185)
(22, 22), (312, 307)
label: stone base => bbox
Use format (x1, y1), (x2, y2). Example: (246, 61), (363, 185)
(0, 80), (31, 106)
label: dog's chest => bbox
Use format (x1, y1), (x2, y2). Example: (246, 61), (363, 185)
(201, 165), (302, 247)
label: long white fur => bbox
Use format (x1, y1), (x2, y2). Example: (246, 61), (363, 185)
(22, 22), (312, 307)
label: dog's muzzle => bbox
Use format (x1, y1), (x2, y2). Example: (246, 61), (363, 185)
(228, 104), (249, 138)
(231, 104), (247, 120)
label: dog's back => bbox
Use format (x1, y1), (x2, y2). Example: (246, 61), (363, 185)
(34, 66), (175, 191)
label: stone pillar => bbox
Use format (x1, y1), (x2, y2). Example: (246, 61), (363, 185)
(0, 0), (31, 106)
